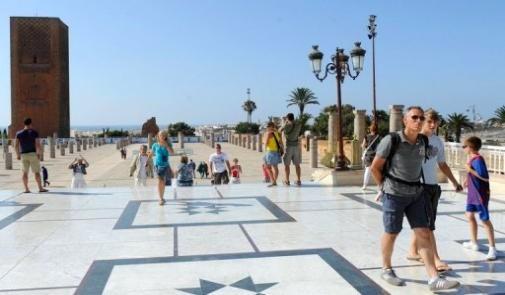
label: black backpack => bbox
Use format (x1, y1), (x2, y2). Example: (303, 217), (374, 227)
(383, 132), (429, 186)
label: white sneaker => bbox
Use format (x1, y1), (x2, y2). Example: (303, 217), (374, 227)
(361, 186), (367, 191)
(486, 247), (497, 261)
(462, 241), (479, 251)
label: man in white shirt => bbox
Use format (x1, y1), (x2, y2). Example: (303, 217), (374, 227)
(407, 108), (462, 272)
(209, 144), (231, 185)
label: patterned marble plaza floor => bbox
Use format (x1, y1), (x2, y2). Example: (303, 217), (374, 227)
(0, 183), (504, 294)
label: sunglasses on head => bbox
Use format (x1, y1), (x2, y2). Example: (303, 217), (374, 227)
(411, 115), (426, 121)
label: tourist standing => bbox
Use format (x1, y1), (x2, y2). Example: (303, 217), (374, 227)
(176, 156), (194, 186)
(264, 122), (283, 187)
(406, 109), (463, 272)
(462, 136), (497, 260)
(197, 161), (206, 179)
(280, 113), (302, 186)
(361, 122), (381, 190)
(209, 144), (231, 185)
(151, 131), (174, 205)
(69, 156), (89, 189)
(129, 145), (153, 186)
(189, 159), (196, 178)
(14, 118), (47, 193)
(370, 106), (459, 291)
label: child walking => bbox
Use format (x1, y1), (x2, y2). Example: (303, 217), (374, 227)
(462, 136), (497, 260)
(230, 158), (242, 184)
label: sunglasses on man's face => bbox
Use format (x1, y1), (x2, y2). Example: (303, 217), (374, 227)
(410, 115), (426, 121)
(462, 145), (468, 148)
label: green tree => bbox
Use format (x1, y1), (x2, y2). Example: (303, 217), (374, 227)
(234, 122), (260, 134)
(487, 105), (505, 127)
(298, 113), (312, 135)
(167, 122), (195, 137)
(310, 104), (355, 139)
(286, 87), (319, 117)
(366, 110), (389, 136)
(242, 100), (257, 123)
(447, 113), (473, 142)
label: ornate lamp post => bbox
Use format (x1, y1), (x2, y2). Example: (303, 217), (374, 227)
(368, 15), (378, 126)
(308, 42), (366, 170)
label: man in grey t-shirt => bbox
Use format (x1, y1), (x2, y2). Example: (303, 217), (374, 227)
(370, 106), (459, 291)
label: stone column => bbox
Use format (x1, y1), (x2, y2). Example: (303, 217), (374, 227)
(5, 152), (12, 170)
(147, 134), (153, 148)
(39, 142), (44, 162)
(350, 139), (362, 169)
(247, 135), (252, 149)
(88, 138), (92, 149)
(353, 109), (367, 148)
(389, 105), (404, 132)
(210, 132), (215, 148)
(93, 136), (97, 147)
(258, 134), (263, 152)
(178, 132), (184, 149)
(49, 137), (56, 158)
(2, 137), (8, 155)
(69, 141), (74, 154)
(327, 110), (339, 154)
(310, 137), (318, 168)
(77, 139), (82, 152)
(60, 143), (65, 156)
(238, 134), (242, 147)
(83, 139), (88, 150)
(252, 134), (257, 151)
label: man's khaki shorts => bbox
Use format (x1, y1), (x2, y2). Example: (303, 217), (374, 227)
(283, 146), (301, 165)
(21, 152), (41, 174)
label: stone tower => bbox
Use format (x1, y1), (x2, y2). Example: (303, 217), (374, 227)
(9, 17), (70, 138)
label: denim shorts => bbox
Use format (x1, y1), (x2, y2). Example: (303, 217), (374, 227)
(155, 165), (169, 178)
(382, 192), (430, 234)
(265, 151), (282, 165)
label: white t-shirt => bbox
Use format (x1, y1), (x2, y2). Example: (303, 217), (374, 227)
(138, 154), (148, 178)
(422, 134), (446, 185)
(209, 152), (229, 173)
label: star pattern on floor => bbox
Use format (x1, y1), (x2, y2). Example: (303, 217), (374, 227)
(177, 276), (278, 294)
(176, 201), (252, 215)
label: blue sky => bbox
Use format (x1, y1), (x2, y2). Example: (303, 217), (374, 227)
(1, 0), (504, 127)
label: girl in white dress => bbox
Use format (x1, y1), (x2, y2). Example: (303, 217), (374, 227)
(69, 156), (89, 189)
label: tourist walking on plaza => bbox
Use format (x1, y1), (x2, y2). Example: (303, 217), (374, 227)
(197, 161), (206, 179)
(280, 113), (302, 186)
(189, 159), (196, 178)
(264, 122), (283, 187)
(406, 108), (463, 272)
(462, 136), (497, 260)
(15, 118), (48, 193)
(370, 106), (459, 291)
(176, 155), (194, 186)
(69, 156), (89, 189)
(230, 158), (242, 184)
(151, 131), (174, 205)
(361, 122), (381, 190)
(129, 145), (153, 186)
(209, 144), (231, 185)
(41, 166), (50, 187)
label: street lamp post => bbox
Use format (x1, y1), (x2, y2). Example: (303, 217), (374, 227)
(368, 15), (377, 126)
(308, 42), (366, 170)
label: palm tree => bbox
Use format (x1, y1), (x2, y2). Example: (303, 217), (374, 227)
(286, 87), (319, 117)
(242, 100), (257, 123)
(447, 113), (473, 143)
(487, 105), (505, 127)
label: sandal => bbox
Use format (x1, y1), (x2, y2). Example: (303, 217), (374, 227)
(436, 264), (452, 273)
(39, 189), (49, 193)
(23, 190), (31, 194)
(283, 180), (290, 186)
(267, 182), (277, 187)
(159, 199), (166, 206)
(406, 254), (422, 262)
(295, 180), (301, 186)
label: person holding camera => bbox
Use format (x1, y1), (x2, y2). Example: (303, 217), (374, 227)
(264, 122), (283, 187)
(69, 155), (89, 189)
(279, 113), (302, 186)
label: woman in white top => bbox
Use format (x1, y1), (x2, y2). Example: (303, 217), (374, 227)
(69, 156), (89, 189)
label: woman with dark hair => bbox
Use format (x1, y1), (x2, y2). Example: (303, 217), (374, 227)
(361, 123), (381, 190)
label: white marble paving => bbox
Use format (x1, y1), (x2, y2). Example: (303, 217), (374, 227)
(0, 184), (503, 294)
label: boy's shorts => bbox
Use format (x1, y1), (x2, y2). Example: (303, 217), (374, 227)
(423, 184), (441, 230)
(466, 203), (490, 221)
